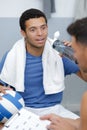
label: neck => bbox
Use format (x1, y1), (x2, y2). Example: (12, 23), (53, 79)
(25, 42), (44, 57)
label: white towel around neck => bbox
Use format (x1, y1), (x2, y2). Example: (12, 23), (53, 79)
(0, 38), (65, 94)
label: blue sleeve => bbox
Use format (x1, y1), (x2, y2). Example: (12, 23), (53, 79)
(62, 56), (80, 76)
(0, 51), (8, 73)
(0, 51), (8, 85)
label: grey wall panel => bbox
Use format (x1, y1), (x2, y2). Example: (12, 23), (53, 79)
(48, 17), (73, 40)
(0, 18), (21, 60)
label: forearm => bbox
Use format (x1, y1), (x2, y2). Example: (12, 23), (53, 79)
(64, 118), (80, 130)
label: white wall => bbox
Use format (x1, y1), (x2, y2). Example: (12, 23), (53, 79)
(51, 0), (78, 17)
(0, 0), (43, 17)
(0, 0), (78, 18)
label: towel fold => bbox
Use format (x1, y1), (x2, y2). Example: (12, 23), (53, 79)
(0, 38), (65, 94)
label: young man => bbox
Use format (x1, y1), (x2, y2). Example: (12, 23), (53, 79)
(0, 8), (87, 121)
(41, 17), (87, 130)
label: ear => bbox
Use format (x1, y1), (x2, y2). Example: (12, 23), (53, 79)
(20, 30), (26, 37)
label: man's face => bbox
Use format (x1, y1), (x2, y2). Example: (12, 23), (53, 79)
(21, 17), (48, 49)
(71, 36), (87, 72)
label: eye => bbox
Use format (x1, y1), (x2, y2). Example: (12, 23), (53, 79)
(30, 28), (35, 32)
(41, 25), (47, 30)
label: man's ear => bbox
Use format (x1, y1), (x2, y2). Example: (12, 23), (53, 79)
(20, 30), (26, 37)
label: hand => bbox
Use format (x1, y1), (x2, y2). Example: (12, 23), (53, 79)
(0, 85), (12, 99)
(63, 40), (72, 47)
(0, 123), (4, 130)
(40, 114), (76, 130)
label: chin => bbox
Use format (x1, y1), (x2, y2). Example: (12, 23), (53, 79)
(82, 68), (87, 73)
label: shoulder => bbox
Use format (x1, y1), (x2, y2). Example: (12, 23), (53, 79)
(82, 91), (87, 103)
(80, 92), (87, 130)
(81, 91), (87, 115)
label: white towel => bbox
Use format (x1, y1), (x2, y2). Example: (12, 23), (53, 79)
(42, 38), (65, 94)
(0, 38), (65, 94)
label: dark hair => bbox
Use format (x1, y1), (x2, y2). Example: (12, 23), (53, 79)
(67, 17), (87, 45)
(19, 8), (47, 31)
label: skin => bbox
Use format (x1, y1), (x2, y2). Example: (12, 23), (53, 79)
(0, 123), (4, 129)
(40, 114), (79, 130)
(21, 17), (48, 56)
(71, 36), (87, 73)
(80, 91), (87, 130)
(72, 36), (87, 130)
(40, 36), (87, 130)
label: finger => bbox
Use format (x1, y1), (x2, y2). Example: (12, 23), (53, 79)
(0, 86), (11, 94)
(0, 96), (2, 100)
(40, 114), (54, 121)
(40, 115), (52, 120)
(47, 123), (59, 130)
(63, 41), (72, 46)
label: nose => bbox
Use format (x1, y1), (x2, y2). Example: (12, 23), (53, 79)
(37, 28), (43, 35)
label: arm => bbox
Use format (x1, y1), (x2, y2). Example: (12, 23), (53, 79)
(62, 56), (87, 81)
(40, 114), (80, 130)
(79, 91), (87, 130)
(0, 51), (13, 94)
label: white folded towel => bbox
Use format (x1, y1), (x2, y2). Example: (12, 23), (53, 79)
(0, 38), (65, 94)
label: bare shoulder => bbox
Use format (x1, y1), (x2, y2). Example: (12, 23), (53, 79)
(80, 91), (87, 130)
(81, 91), (87, 114)
(82, 91), (87, 101)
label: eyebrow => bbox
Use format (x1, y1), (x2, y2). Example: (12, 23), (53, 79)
(29, 23), (47, 29)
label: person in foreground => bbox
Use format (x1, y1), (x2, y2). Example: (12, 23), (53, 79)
(0, 8), (87, 125)
(41, 17), (87, 130)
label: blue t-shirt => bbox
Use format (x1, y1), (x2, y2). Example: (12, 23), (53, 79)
(0, 51), (79, 108)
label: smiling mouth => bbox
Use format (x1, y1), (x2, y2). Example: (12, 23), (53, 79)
(36, 38), (45, 41)
(36, 38), (46, 43)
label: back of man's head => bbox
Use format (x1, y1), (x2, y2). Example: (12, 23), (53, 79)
(67, 17), (87, 45)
